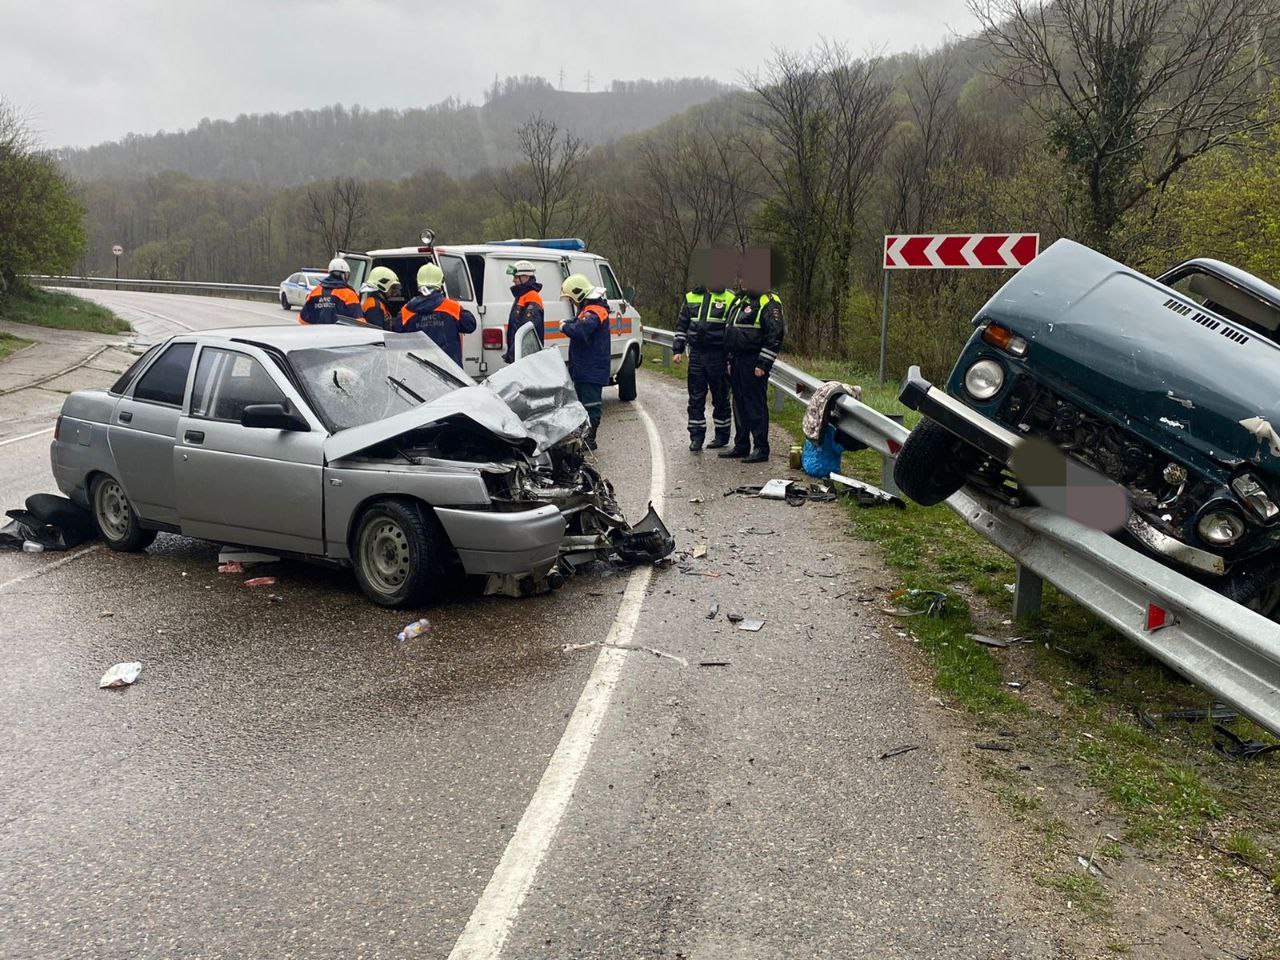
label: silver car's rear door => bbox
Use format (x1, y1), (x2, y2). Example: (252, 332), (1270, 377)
(108, 340), (197, 524)
(174, 344), (326, 554)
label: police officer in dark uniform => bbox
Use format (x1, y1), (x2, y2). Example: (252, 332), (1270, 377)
(673, 282), (735, 451)
(718, 287), (784, 464)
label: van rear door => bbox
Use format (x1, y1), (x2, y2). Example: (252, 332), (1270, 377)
(338, 252), (371, 291)
(483, 255), (567, 368)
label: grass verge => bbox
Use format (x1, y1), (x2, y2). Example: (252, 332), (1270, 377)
(0, 285), (129, 335)
(0, 331), (33, 363)
(643, 343), (1280, 921)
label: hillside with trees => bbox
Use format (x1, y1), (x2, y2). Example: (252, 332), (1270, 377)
(66, 1), (1280, 379)
(57, 77), (731, 185)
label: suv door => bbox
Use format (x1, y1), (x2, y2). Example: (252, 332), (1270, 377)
(597, 260), (639, 356)
(108, 340), (196, 524)
(174, 345), (325, 554)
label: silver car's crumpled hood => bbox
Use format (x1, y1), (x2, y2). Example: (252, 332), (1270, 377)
(481, 349), (589, 454)
(323, 387), (534, 462)
(322, 349), (588, 463)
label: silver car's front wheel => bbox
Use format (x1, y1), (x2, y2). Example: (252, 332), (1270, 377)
(351, 499), (447, 608)
(90, 474), (156, 552)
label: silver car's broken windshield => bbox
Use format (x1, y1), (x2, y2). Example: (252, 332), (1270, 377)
(290, 344), (460, 431)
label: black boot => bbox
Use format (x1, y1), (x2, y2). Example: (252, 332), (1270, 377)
(689, 437), (704, 452)
(717, 447), (748, 459)
(706, 436), (729, 449)
(586, 426), (599, 451)
(742, 449), (769, 464)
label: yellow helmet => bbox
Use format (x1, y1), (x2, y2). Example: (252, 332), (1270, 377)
(368, 266), (400, 294)
(560, 273), (594, 304)
(416, 262), (445, 291)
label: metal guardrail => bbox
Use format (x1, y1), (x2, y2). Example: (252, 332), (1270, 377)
(641, 326), (1280, 737)
(27, 275), (278, 300)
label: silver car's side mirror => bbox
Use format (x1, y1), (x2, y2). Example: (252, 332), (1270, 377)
(241, 402), (310, 432)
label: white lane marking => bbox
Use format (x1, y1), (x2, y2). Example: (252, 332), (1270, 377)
(0, 427), (54, 448)
(0, 545), (100, 593)
(447, 400), (667, 960)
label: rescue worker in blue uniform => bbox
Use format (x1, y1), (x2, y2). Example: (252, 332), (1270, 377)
(299, 257), (363, 325)
(719, 288), (785, 464)
(502, 259), (545, 364)
(359, 266), (401, 330)
(398, 262), (477, 368)
(560, 273), (611, 450)
(673, 284), (735, 451)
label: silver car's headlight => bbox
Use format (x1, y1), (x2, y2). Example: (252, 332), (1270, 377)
(1232, 474), (1279, 521)
(1198, 509), (1246, 546)
(963, 359), (1005, 400)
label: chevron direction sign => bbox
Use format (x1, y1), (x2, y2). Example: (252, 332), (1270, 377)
(883, 233), (1039, 270)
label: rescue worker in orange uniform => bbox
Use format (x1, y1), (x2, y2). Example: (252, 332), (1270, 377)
(560, 273), (612, 450)
(502, 260), (545, 364)
(398, 262), (477, 368)
(360, 266), (401, 329)
(299, 257), (363, 325)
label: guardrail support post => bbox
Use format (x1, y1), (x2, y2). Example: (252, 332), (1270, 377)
(881, 414), (904, 495)
(662, 346), (671, 367)
(772, 386), (785, 412)
(1012, 564), (1043, 619)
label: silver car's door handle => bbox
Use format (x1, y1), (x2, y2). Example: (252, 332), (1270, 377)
(184, 430), (205, 444)
(118, 411), (132, 423)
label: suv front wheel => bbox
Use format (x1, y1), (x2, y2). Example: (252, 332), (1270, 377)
(893, 418), (979, 506)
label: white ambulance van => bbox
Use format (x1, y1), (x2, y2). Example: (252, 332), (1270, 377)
(341, 238), (643, 399)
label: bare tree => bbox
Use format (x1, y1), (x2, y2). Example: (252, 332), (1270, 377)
(306, 176), (368, 256)
(746, 44), (895, 350)
(970, 0), (1280, 253)
(497, 114), (592, 238)
(887, 48), (966, 233)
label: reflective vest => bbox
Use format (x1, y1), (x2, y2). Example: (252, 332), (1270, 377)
(729, 292), (782, 328)
(685, 289), (735, 325)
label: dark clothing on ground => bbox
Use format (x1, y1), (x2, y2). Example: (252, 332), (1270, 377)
(398, 289), (477, 368)
(502, 280), (545, 364)
(299, 276), (363, 325)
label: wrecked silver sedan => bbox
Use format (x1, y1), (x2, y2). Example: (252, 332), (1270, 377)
(51, 325), (672, 607)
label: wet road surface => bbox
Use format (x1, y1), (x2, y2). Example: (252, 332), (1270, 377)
(0, 291), (1047, 958)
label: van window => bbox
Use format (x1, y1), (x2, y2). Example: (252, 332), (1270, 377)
(598, 263), (622, 300)
(440, 254), (473, 302)
(567, 258), (602, 289)
(133, 342), (195, 407)
(484, 257), (564, 304)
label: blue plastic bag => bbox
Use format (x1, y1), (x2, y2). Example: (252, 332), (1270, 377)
(801, 425), (845, 478)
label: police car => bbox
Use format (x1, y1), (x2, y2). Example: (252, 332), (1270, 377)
(338, 237), (643, 399)
(278, 268), (328, 310)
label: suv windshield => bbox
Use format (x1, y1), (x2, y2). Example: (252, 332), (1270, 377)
(1163, 265), (1280, 343)
(288, 343), (465, 431)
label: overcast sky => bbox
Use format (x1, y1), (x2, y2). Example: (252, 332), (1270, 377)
(3, 0), (982, 149)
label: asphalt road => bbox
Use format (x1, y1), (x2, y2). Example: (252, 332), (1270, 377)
(0, 291), (1047, 959)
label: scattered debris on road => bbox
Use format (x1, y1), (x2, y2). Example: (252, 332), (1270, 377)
(243, 576), (276, 588)
(397, 619), (431, 642)
(738, 618), (766, 632)
(698, 660), (730, 668)
(1, 494), (94, 552)
(217, 561), (244, 574)
(99, 662), (142, 689)
(562, 640), (688, 667)
(1159, 704), (1238, 723)
(692, 544), (707, 559)
(968, 633), (1009, 648)
(879, 744), (921, 760)
(828, 473), (906, 509)
(726, 612), (744, 623)
(707, 598), (719, 620)
(1212, 724), (1279, 761)
(885, 588), (948, 619)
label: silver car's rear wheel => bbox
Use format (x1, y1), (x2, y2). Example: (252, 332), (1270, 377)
(91, 474), (156, 552)
(351, 499), (448, 608)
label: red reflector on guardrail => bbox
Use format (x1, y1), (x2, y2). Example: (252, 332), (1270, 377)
(1145, 603), (1170, 632)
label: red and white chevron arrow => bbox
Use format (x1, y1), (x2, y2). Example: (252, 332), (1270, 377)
(883, 233), (1039, 270)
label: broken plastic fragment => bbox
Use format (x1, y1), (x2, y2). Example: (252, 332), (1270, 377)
(99, 662), (142, 689)
(738, 618), (766, 632)
(692, 544), (707, 559)
(243, 576), (276, 588)
(967, 634), (1009, 648)
(879, 744), (920, 760)
(397, 618), (431, 642)
(758, 479), (792, 500)
(1240, 416), (1280, 457)
(218, 561), (244, 574)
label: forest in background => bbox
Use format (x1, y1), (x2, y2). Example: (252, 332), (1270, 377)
(60, 0), (1280, 379)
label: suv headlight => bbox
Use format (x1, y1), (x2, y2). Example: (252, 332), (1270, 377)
(963, 359), (1005, 400)
(1198, 509), (1246, 546)
(1231, 474), (1279, 521)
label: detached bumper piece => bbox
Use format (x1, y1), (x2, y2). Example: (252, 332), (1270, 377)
(898, 365), (1021, 464)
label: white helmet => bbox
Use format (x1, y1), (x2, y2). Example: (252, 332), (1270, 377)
(328, 257), (351, 277)
(508, 259), (537, 278)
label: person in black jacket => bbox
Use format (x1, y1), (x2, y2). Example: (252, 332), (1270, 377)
(718, 289), (785, 464)
(673, 283), (735, 451)
(502, 260), (545, 364)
